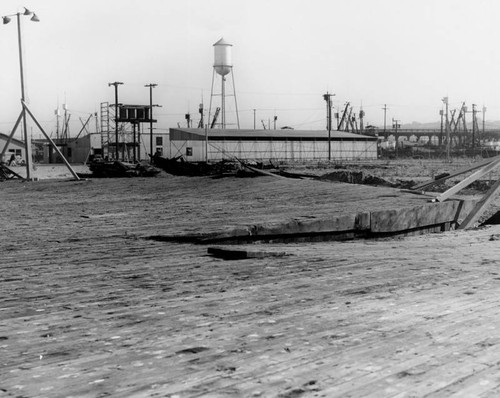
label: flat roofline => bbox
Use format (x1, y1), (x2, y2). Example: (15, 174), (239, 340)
(169, 128), (378, 141)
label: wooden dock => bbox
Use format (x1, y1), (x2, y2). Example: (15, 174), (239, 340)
(1, 174), (500, 397)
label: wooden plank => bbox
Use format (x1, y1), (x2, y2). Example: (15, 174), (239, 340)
(370, 200), (460, 233)
(207, 246), (287, 259)
(459, 177), (500, 230)
(411, 154), (500, 190)
(432, 158), (500, 202)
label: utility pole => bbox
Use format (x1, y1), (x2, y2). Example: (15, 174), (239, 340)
(198, 103), (204, 128)
(442, 97), (450, 162)
(359, 105), (365, 133)
(472, 104), (477, 150)
(392, 118), (401, 152)
(55, 106), (60, 140)
(323, 92), (335, 161)
(382, 104), (388, 138)
(62, 104), (69, 142)
(132, 122), (137, 163)
(253, 109), (256, 130)
(108, 81), (123, 160)
(145, 83), (157, 162)
(439, 109), (444, 146)
(483, 105), (487, 138)
(95, 112), (99, 144)
(460, 104), (468, 146)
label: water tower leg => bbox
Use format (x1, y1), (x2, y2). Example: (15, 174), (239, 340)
(221, 75), (226, 129)
(208, 68), (216, 130)
(231, 70), (240, 129)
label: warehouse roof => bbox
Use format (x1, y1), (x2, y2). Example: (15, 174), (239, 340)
(170, 128), (378, 141)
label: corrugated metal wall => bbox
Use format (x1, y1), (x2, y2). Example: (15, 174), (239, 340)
(171, 138), (378, 162)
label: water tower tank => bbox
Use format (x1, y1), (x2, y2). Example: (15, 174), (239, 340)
(213, 38), (232, 76)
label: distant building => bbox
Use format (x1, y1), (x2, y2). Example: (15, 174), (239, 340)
(33, 133), (102, 164)
(0, 133), (26, 164)
(169, 128), (378, 162)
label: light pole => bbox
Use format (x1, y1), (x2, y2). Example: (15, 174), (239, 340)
(2, 7), (39, 180)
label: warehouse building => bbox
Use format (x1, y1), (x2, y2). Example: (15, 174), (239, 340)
(169, 128), (378, 162)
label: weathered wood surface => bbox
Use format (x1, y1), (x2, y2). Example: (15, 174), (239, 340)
(370, 200), (476, 233)
(459, 178), (500, 230)
(0, 175), (468, 243)
(1, 175), (499, 397)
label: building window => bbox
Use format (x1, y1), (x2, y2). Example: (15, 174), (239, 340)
(156, 137), (163, 146)
(186, 147), (193, 156)
(155, 147), (163, 156)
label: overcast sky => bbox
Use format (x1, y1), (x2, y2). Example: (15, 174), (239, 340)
(1, 0), (499, 139)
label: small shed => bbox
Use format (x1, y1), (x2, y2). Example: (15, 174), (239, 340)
(169, 128), (378, 162)
(0, 133), (26, 164)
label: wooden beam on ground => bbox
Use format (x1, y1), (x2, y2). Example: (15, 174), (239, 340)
(243, 164), (289, 179)
(432, 158), (500, 203)
(370, 200), (465, 233)
(458, 177), (500, 230)
(207, 247), (287, 260)
(412, 155), (500, 191)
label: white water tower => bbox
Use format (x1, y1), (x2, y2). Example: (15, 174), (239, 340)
(208, 38), (240, 129)
(214, 38), (232, 76)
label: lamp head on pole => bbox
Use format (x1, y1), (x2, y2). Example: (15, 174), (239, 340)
(2, 9), (39, 24)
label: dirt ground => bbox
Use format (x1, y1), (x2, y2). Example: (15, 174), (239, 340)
(8, 163), (91, 180)
(283, 157), (500, 186)
(9, 158), (500, 224)
(8, 157), (499, 184)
